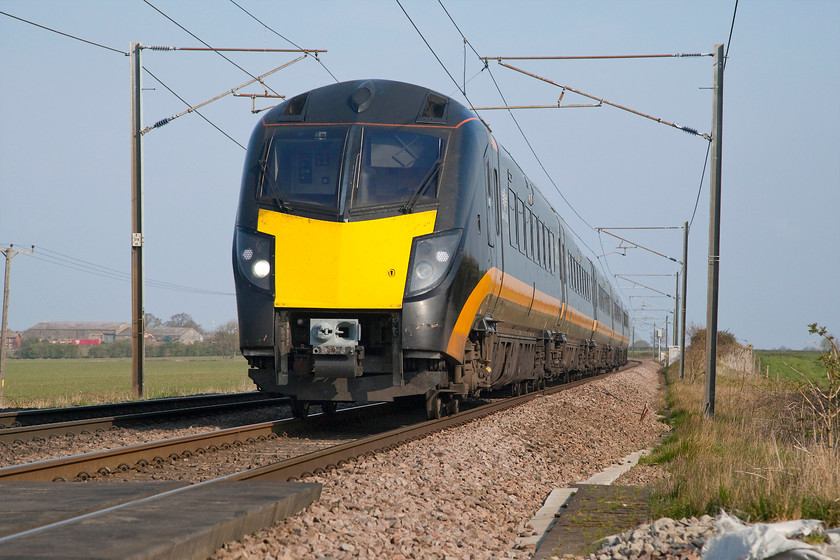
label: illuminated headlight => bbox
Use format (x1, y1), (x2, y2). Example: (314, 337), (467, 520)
(405, 229), (462, 297)
(252, 259), (271, 278)
(233, 227), (274, 294)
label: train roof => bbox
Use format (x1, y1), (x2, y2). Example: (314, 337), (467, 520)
(262, 79), (477, 128)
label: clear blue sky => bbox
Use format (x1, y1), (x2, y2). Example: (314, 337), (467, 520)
(1, 1), (838, 349)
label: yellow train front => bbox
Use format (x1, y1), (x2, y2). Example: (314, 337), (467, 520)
(233, 79), (629, 418)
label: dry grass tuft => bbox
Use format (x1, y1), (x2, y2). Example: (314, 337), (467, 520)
(647, 362), (840, 526)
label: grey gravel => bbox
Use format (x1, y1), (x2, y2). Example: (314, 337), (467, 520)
(211, 361), (667, 560)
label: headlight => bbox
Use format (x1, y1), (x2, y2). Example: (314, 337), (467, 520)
(234, 227), (274, 293)
(252, 259), (271, 279)
(405, 229), (462, 297)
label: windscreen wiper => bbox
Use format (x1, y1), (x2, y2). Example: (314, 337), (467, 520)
(400, 158), (442, 214)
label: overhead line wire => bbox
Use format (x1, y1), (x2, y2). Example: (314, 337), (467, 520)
(0, 11), (127, 55)
(18, 245), (233, 296)
(227, 0), (340, 83)
(435, 0), (599, 258)
(687, 0), (736, 228)
(141, 66), (246, 149)
(724, 0), (739, 69)
(142, 0), (282, 97)
(395, 0), (468, 101)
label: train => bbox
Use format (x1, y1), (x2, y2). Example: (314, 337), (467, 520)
(233, 79), (630, 419)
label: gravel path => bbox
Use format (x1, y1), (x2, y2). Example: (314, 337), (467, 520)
(211, 361), (667, 560)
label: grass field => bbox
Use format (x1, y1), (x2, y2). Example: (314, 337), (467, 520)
(646, 360), (839, 526)
(755, 350), (826, 386)
(1, 357), (254, 409)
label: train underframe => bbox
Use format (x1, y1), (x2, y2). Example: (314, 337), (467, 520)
(246, 309), (626, 419)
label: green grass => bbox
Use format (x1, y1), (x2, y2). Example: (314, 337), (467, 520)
(1, 357), (254, 409)
(755, 350), (826, 386)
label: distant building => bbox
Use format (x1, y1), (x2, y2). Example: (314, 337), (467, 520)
(22, 322), (203, 345)
(3, 332), (21, 351)
(146, 327), (203, 345)
(22, 322), (131, 344)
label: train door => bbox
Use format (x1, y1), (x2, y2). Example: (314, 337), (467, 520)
(559, 225), (567, 319)
(484, 156), (503, 315)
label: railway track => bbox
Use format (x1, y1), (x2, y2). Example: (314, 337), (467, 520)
(0, 366), (628, 483)
(0, 393), (288, 445)
(0, 391), (286, 429)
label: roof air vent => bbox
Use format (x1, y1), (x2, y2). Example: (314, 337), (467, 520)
(417, 91), (448, 123)
(276, 91), (309, 121)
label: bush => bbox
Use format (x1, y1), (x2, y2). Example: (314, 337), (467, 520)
(17, 339), (81, 359)
(86, 341), (131, 359)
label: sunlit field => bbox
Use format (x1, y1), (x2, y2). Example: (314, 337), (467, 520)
(1, 357), (254, 409)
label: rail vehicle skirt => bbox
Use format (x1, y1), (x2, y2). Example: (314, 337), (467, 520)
(247, 368), (449, 403)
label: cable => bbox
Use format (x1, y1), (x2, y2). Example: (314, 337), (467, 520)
(724, 0), (739, 69)
(688, 141), (712, 228)
(685, 0), (735, 228)
(142, 0), (281, 97)
(19, 245), (233, 296)
(141, 66), (247, 149)
(0, 11), (127, 55)
(436, 0), (598, 256)
(227, 0), (340, 83)
(395, 0), (469, 101)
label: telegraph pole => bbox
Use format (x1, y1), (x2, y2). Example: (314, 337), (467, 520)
(1, 245), (34, 408)
(130, 42), (145, 399)
(704, 44), (724, 418)
(679, 221), (689, 380)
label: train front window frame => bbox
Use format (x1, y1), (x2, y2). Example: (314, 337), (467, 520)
(257, 125), (350, 213)
(349, 126), (449, 212)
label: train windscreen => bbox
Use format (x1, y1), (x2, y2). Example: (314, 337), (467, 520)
(351, 128), (447, 210)
(258, 126), (349, 212)
(257, 125), (447, 215)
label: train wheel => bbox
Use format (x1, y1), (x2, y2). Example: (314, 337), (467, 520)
(447, 397), (460, 415)
(512, 383), (520, 397)
(291, 398), (310, 419)
(426, 392), (444, 420)
(321, 401), (337, 416)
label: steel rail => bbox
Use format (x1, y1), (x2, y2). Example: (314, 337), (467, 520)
(0, 396), (287, 445)
(0, 391), (284, 429)
(0, 366), (634, 483)
(0, 404), (384, 482)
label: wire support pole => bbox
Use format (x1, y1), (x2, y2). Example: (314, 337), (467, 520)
(495, 61), (711, 140)
(597, 229), (681, 263)
(1, 245), (34, 409)
(140, 55), (306, 135)
(130, 42), (145, 400)
(481, 53), (713, 61)
(674, 272), (680, 347)
(704, 45), (724, 419)
(680, 221), (689, 380)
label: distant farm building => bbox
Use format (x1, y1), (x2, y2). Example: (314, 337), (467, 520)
(3, 332), (21, 351)
(145, 327), (203, 344)
(21, 322), (202, 345)
(22, 322), (130, 344)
